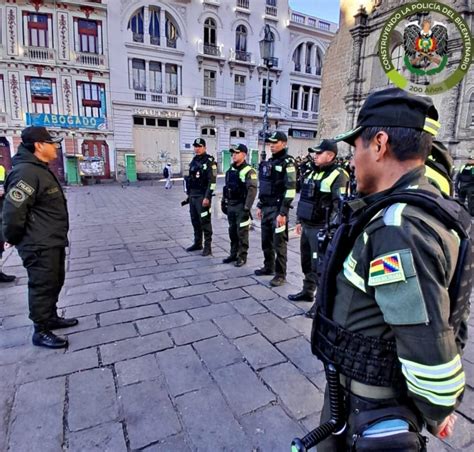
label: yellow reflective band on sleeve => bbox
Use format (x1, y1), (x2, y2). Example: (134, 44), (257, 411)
(239, 165), (252, 182)
(424, 117), (441, 136)
(320, 169), (343, 193)
(275, 225), (286, 233)
(0, 165), (5, 182)
(286, 166), (296, 173)
(240, 219), (251, 228)
(425, 165), (451, 196)
(343, 252), (366, 293)
(285, 189), (296, 198)
(382, 203), (407, 226)
(201, 210), (209, 218)
(210, 183), (216, 191)
(450, 229), (461, 246)
(339, 186), (347, 195)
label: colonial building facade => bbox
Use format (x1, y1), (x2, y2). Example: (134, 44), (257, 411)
(108, 0), (337, 179)
(0, 0), (113, 182)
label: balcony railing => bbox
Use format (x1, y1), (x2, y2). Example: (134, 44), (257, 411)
(260, 105), (281, 114)
(290, 12), (336, 32)
(76, 52), (106, 67)
(151, 94), (163, 103)
(200, 97), (227, 108)
(135, 93), (146, 101)
(231, 101), (256, 111)
(150, 36), (160, 46)
(236, 0), (249, 8)
(204, 44), (221, 56)
(167, 38), (177, 49)
(24, 46), (55, 61)
(262, 57), (279, 68)
(167, 95), (178, 104)
(235, 50), (252, 62)
(265, 6), (277, 16)
(133, 33), (144, 43)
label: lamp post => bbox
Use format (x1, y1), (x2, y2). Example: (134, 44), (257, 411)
(259, 25), (275, 162)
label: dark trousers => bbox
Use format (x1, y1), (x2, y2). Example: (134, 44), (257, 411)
(18, 247), (66, 326)
(0, 241), (3, 260)
(261, 205), (288, 276)
(189, 195), (212, 247)
(300, 223), (323, 294)
(459, 186), (474, 215)
(227, 203), (250, 260)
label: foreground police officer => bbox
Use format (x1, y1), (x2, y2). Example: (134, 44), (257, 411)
(185, 138), (217, 256)
(3, 126), (77, 348)
(310, 88), (470, 450)
(289, 139), (348, 305)
(455, 155), (474, 214)
(221, 144), (257, 267)
(0, 162), (16, 283)
(255, 131), (296, 286)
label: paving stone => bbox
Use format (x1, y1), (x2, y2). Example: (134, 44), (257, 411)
(308, 371), (327, 392)
(100, 332), (173, 365)
(214, 362), (276, 416)
(115, 354), (161, 386)
(0, 365), (17, 452)
(96, 284), (146, 301)
(65, 299), (119, 318)
(260, 362), (324, 419)
(205, 287), (249, 304)
(58, 291), (98, 308)
(99, 304), (162, 326)
(261, 297), (306, 318)
(52, 314), (98, 335)
(83, 270), (130, 284)
(285, 315), (313, 340)
(442, 412), (474, 449)
(136, 312), (192, 335)
(156, 345), (212, 396)
(458, 387), (474, 421)
(234, 333), (287, 370)
(1, 313), (32, 329)
(276, 336), (324, 375)
(193, 336), (242, 371)
(243, 284), (279, 301)
(115, 260), (157, 271)
(144, 278), (189, 292)
(241, 405), (306, 452)
(120, 380), (181, 450)
(8, 377), (65, 452)
(188, 302), (236, 321)
(67, 281), (113, 295)
(120, 291), (169, 309)
(68, 422), (127, 452)
(68, 368), (119, 431)
(160, 294), (210, 314)
(169, 283), (218, 299)
(175, 385), (251, 450)
(169, 320), (220, 345)
(17, 348), (99, 384)
(231, 297), (268, 316)
(141, 434), (191, 452)
(249, 312), (300, 343)
(0, 325), (31, 348)
(214, 313), (256, 339)
(185, 272), (227, 285)
(214, 276), (257, 290)
(68, 323), (137, 352)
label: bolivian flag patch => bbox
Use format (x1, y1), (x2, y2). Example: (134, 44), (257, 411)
(368, 252), (405, 286)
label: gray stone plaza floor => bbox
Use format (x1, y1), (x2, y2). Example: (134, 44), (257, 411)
(0, 180), (473, 451)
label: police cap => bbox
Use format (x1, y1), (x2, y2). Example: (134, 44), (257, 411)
(230, 143), (248, 154)
(334, 87), (440, 146)
(308, 139), (338, 155)
(266, 131), (288, 143)
(22, 126), (63, 145)
(193, 138), (206, 147)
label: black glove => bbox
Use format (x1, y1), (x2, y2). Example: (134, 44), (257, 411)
(181, 197), (189, 207)
(221, 198), (228, 215)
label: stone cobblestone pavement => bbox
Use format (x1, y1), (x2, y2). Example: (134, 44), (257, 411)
(0, 181), (473, 452)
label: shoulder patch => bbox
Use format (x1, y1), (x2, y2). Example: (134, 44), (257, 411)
(16, 180), (35, 196)
(368, 252), (406, 286)
(7, 187), (27, 207)
(250, 173), (257, 180)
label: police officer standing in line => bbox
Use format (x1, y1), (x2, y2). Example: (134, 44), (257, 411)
(310, 88), (470, 450)
(288, 139), (348, 307)
(455, 155), (474, 214)
(0, 161), (16, 283)
(221, 144), (257, 267)
(2, 126), (77, 348)
(185, 138), (217, 256)
(425, 140), (454, 196)
(255, 131), (296, 287)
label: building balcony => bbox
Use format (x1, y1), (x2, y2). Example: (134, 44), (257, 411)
(204, 44), (221, 57)
(134, 92), (180, 105)
(231, 101), (256, 111)
(289, 11), (338, 33)
(260, 105), (281, 115)
(200, 97), (227, 108)
(23, 46), (55, 63)
(291, 110), (319, 120)
(236, 0), (250, 10)
(75, 51), (106, 68)
(265, 5), (277, 17)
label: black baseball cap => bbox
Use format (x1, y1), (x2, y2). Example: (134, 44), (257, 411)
(309, 139), (338, 155)
(21, 126), (63, 145)
(266, 131), (288, 143)
(193, 138), (206, 147)
(334, 87), (440, 146)
(230, 143), (248, 154)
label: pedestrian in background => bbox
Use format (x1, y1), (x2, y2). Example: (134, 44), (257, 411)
(0, 162), (16, 283)
(2, 126), (77, 349)
(164, 162), (173, 189)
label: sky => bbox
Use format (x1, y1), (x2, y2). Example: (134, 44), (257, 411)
(289, 0), (341, 24)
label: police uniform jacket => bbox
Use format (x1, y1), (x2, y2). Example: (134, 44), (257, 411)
(2, 144), (69, 250)
(332, 167), (464, 426)
(224, 162), (257, 210)
(187, 153), (217, 199)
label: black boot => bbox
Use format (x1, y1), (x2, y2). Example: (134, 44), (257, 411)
(32, 326), (68, 349)
(288, 291), (314, 302)
(0, 272), (16, 283)
(223, 255), (237, 264)
(186, 243), (203, 252)
(202, 246), (212, 257)
(45, 316), (79, 330)
(254, 267), (275, 276)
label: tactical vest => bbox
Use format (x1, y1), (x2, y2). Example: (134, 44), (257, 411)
(188, 155), (214, 192)
(311, 190), (472, 387)
(297, 166), (346, 224)
(458, 164), (474, 184)
(224, 164), (252, 202)
(258, 155), (294, 199)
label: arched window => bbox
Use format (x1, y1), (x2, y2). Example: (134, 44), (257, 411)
(204, 18), (217, 47)
(236, 25), (247, 52)
(128, 8), (144, 43)
(292, 44), (303, 71)
(149, 7), (160, 45)
(315, 47), (323, 76)
(166, 13), (178, 48)
(201, 127), (217, 137)
(230, 129), (246, 138)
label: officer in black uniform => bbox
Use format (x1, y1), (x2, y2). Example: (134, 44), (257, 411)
(289, 139), (348, 306)
(425, 140), (454, 196)
(455, 155), (474, 214)
(2, 126), (77, 348)
(221, 144), (257, 267)
(310, 88), (470, 450)
(0, 162), (16, 283)
(185, 138), (217, 256)
(255, 131), (296, 287)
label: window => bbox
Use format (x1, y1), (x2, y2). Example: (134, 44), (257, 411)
(235, 25), (247, 52)
(291, 84), (299, 110)
(266, 0), (277, 5)
(132, 59), (146, 91)
(202, 127), (216, 137)
(292, 44), (302, 71)
(204, 18), (217, 47)
(128, 8), (144, 43)
(166, 14), (178, 48)
(78, 82), (105, 117)
(150, 62), (162, 93)
(204, 70), (216, 98)
(261, 78), (273, 104)
(149, 8), (160, 45)
(165, 64), (178, 95)
(234, 75), (246, 101)
(311, 88), (320, 113)
(29, 77), (54, 108)
(469, 93), (474, 127)
(78, 19), (99, 53)
(26, 13), (49, 47)
(302, 86), (310, 111)
(315, 47), (323, 76)
(306, 44), (313, 73)
(230, 130), (246, 138)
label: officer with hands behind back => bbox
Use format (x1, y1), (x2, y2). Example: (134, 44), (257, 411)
(221, 144), (257, 267)
(184, 138), (217, 256)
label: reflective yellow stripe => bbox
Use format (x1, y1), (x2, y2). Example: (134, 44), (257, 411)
(0, 165), (5, 182)
(425, 165), (450, 195)
(275, 225), (285, 233)
(423, 125), (439, 136)
(425, 117), (441, 129)
(383, 203), (406, 226)
(285, 189), (296, 198)
(239, 165), (252, 182)
(210, 183), (216, 191)
(343, 253), (366, 293)
(201, 210), (209, 218)
(286, 166), (296, 173)
(320, 169), (343, 193)
(399, 354), (462, 378)
(240, 219), (251, 228)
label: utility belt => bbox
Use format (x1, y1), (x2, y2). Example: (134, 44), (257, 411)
(339, 374), (399, 400)
(259, 197), (281, 208)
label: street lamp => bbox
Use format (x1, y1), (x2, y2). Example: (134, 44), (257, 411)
(259, 24), (275, 162)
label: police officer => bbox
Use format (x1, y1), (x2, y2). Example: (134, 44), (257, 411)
(455, 155), (474, 214)
(255, 131), (296, 287)
(289, 139), (348, 306)
(310, 88), (469, 450)
(221, 144), (257, 267)
(0, 161), (16, 283)
(185, 138), (217, 256)
(425, 140), (454, 196)
(2, 126), (77, 348)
